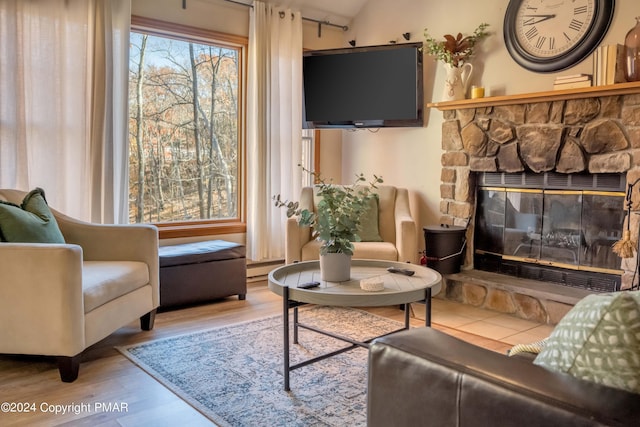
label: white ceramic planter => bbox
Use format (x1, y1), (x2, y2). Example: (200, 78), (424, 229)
(320, 253), (352, 282)
(442, 63), (473, 101)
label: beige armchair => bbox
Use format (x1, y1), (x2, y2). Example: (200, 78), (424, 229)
(0, 189), (159, 382)
(285, 185), (418, 264)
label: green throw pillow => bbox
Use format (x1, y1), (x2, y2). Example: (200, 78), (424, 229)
(0, 188), (65, 243)
(357, 195), (383, 242)
(533, 291), (640, 394)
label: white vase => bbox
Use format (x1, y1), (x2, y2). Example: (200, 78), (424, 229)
(320, 253), (352, 282)
(442, 63), (473, 101)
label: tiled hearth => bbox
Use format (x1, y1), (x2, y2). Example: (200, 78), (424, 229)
(431, 83), (640, 324)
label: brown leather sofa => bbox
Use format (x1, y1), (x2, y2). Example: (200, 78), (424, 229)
(367, 327), (640, 427)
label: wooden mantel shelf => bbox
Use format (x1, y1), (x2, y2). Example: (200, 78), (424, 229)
(427, 81), (640, 111)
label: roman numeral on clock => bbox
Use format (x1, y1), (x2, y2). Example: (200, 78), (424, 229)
(569, 19), (583, 31)
(525, 26), (538, 40)
(535, 36), (546, 49)
(574, 6), (587, 14)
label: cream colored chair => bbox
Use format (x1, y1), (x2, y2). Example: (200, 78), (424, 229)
(285, 185), (418, 264)
(0, 189), (159, 382)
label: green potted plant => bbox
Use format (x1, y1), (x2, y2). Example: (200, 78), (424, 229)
(423, 23), (490, 101)
(274, 170), (383, 281)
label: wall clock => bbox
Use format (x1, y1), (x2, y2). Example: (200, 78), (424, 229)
(504, 0), (615, 73)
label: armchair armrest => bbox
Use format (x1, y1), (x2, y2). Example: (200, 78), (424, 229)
(54, 212), (160, 307)
(284, 186), (315, 264)
(55, 211), (157, 261)
(0, 243), (85, 356)
(394, 188), (417, 263)
(368, 328), (640, 427)
(285, 217), (311, 264)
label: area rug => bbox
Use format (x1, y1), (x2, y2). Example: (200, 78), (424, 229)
(117, 306), (404, 427)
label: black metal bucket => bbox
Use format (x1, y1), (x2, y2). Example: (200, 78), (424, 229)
(423, 225), (467, 274)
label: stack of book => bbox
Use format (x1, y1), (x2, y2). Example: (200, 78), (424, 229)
(593, 44), (626, 86)
(553, 74), (592, 90)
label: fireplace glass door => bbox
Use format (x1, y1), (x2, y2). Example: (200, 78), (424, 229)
(475, 188), (506, 255)
(475, 187), (624, 272)
(474, 172), (625, 291)
(504, 189), (542, 260)
(541, 191), (581, 266)
(581, 191), (625, 270)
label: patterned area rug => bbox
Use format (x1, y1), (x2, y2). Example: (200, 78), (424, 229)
(117, 306), (404, 427)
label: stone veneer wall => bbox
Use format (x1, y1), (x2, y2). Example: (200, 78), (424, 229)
(435, 92), (640, 323)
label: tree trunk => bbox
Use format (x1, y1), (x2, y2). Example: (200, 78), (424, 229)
(134, 35), (148, 223)
(189, 43), (206, 219)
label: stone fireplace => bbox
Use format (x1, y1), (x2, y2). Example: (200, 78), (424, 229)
(431, 83), (640, 323)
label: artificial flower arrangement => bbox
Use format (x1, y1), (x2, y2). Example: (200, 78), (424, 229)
(424, 23), (490, 67)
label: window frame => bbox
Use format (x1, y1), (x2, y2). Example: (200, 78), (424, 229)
(130, 16), (247, 239)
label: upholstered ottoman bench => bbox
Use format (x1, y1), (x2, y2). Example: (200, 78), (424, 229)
(158, 240), (246, 309)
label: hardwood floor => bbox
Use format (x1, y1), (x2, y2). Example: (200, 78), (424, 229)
(0, 281), (511, 427)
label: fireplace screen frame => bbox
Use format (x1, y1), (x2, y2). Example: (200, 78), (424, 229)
(474, 172), (625, 292)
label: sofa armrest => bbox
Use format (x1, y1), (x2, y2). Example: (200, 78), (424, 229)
(394, 188), (417, 264)
(368, 328), (640, 427)
(0, 244), (85, 356)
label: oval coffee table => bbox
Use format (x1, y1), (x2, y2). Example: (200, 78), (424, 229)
(268, 259), (442, 390)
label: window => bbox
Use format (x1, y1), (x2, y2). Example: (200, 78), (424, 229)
(301, 129), (316, 186)
(128, 17), (246, 237)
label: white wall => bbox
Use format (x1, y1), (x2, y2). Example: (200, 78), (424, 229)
(132, 0), (346, 49)
(131, 0), (347, 49)
(342, 0), (639, 251)
(132, 0), (248, 35)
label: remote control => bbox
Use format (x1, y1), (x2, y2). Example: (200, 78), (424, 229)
(298, 281), (321, 289)
(387, 267), (415, 276)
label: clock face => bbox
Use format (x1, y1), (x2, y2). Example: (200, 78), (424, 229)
(515, 0), (596, 58)
(504, 0), (615, 73)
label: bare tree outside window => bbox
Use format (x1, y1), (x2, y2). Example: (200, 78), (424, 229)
(128, 30), (240, 223)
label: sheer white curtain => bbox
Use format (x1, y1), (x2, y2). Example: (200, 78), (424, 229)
(0, 0), (130, 223)
(247, 1), (303, 261)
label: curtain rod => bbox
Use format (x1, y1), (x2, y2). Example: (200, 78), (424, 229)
(203, 0), (349, 32)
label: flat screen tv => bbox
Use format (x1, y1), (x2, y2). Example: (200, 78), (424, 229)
(303, 42), (423, 128)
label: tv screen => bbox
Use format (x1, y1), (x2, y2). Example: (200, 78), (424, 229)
(303, 42), (423, 128)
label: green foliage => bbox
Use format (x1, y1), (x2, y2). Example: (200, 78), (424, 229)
(424, 23), (490, 67)
(274, 170), (383, 256)
(128, 32), (240, 223)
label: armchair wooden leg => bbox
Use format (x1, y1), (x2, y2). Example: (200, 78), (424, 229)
(140, 309), (156, 331)
(57, 355), (80, 382)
